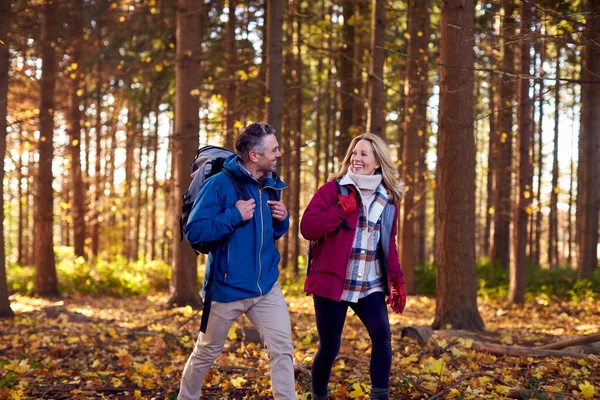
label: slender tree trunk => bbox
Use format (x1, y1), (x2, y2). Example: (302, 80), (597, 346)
(169, 0), (203, 308)
(401, 0), (431, 295)
(485, 79), (496, 258)
(577, 0), (600, 279)
(490, 0), (515, 270)
(290, 0), (302, 274)
(34, 0), (59, 296)
(0, 0), (14, 317)
(259, 0), (268, 118)
(150, 102), (160, 261)
(366, 0), (385, 136)
(338, 0), (355, 160)
(533, 42), (544, 267)
(68, 0), (86, 258)
(432, 0), (484, 331)
(352, 1), (367, 130)
(548, 55), (560, 268)
(90, 74), (103, 259)
(17, 129), (24, 266)
(124, 106), (136, 261)
(225, 0), (236, 149)
(509, 1), (533, 305)
(266, 0), (283, 142)
(567, 97), (576, 266)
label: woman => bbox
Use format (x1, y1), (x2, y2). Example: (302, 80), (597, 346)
(300, 133), (406, 400)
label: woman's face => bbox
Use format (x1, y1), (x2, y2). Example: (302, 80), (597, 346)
(350, 139), (380, 175)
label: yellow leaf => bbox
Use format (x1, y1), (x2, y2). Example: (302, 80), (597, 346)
(234, 120), (243, 129)
(488, 207), (495, 215)
(155, 63), (163, 72)
(91, 359), (101, 368)
(404, 32), (411, 40)
(264, 96), (271, 103)
(423, 357), (445, 375)
(0, 40), (4, 45)
(134, 390), (142, 398)
(72, 139), (79, 146)
(230, 376), (246, 388)
(523, 190), (531, 199)
(348, 383), (364, 399)
(119, 16), (125, 23)
(70, 73), (77, 79)
(495, 385), (511, 394)
(500, 335), (513, 345)
(190, 89), (200, 96)
(76, 89), (84, 97)
(578, 381), (595, 399)
(71, 63), (78, 70)
(447, 388), (462, 399)
(399, 354), (419, 365)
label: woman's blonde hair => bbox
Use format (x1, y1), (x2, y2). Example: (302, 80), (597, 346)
(329, 133), (405, 205)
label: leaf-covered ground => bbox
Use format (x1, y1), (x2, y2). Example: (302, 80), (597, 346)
(1, 289), (599, 400)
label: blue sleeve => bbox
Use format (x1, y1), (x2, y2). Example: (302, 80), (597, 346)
(273, 212), (289, 240)
(184, 176), (244, 245)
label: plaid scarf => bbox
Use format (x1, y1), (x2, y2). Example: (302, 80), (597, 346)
(339, 175), (389, 303)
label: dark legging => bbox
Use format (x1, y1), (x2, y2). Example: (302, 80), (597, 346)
(311, 292), (391, 397)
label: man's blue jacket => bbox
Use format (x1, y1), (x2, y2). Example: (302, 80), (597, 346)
(184, 154), (289, 302)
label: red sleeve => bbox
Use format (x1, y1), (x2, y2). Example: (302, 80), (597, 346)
(300, 181), (347, 240)
(386, 206), (405, 284)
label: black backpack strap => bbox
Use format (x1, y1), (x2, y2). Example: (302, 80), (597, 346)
(223, 169), (250, 201)
(334, 179), (352, 233)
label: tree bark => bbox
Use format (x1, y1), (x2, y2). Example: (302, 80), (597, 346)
(34, 0), (59, 296)
(338, 0), (355, 160)
(432, 0), (484, 331)
(169, 0), (203, 308)
(224, 0), (236, 150)
(490, 0), (516, 270)
(68, 0), (86, 258)
(266, 0), (283, 143)
(0, 0), (14, 318)
(509, 1), (533, 306)
(366, 0), (385, 136)
(577, 0), (600, 279)
(548, 55), (560, 268)
(401, 0), (431, 295)
(90, 73), (103, 259)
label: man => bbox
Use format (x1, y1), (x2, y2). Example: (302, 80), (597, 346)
(178, 122), (297, 400)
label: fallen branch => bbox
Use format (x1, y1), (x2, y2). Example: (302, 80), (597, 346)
(472, 341), (588, 359)
(536, 332), (600, 350)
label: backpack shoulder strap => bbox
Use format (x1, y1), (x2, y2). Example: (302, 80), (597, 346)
(222, 169), (250, 201)
(336, 178), (349, 196)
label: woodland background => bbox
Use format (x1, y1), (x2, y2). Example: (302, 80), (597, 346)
(0, 0), (599, 399)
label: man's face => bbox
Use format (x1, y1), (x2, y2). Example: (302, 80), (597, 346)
(253, 134), (282, 175)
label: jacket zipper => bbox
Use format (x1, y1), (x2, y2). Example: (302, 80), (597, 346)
(224, 243), (230, 282)
(257, 188), (264, 296)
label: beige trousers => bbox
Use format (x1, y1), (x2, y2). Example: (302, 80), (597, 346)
(177, 282), (297, 400)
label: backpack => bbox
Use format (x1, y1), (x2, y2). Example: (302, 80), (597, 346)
(179, 145), (251, 254)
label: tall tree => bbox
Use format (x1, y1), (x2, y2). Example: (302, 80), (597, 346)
(401, 0), (431, 295)
(577, 0), (600, 279)
(338, 0), (355, 160)
(169, 0), (203, 308)
(0, 0), (14, 318)
(266, 0), (283, 142)
(366, 0), (385, 136)
(490, 0), (515, 269)
(548, 55), (560, 268)
(509, 1), (533, 305)
(34, 0), (59, 296)
(68, 0), (86, 258)
(224, 0), (236, 149)
(433, 0), (484, 330)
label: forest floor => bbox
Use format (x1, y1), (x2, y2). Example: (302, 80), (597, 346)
(1, 287), (599, 400)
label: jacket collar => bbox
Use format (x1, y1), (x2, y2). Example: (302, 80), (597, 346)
(224, 154), (287, 190)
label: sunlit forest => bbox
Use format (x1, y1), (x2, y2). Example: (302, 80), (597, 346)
(0, 0), (599, 399)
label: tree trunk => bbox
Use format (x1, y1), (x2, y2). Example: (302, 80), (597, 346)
(338, 0), (355, 160)
(366, 0), (385, 136)
(509, 1), (533, 306)
(0, 0), (14, 318)
(90, 74), (103, 259)
(485, 79), (496, 258)
(266, 0), (283, 143)
(577, 0), (600, 279)
(169, 0), (203, 308)
(548, 55), (560, 268)
(352, 1), (367, 130)
(34, 0), (59, 296)
(68, 0), (86, 258)
(490, 0), (515, 270)
(224, 0), (236, 150)
(17, 129), (24, 266)
(533, 41), (544, 267)
(290, 0), (302, 274)
(432, 0), (484, 331)
(124, 106), (136, 261)
(150, 102), (160, 261)
(401, 0), (431, 295)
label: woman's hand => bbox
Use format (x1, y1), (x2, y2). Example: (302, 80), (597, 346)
(337, 194), (358, 215)
(387, 282), (406, 314)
